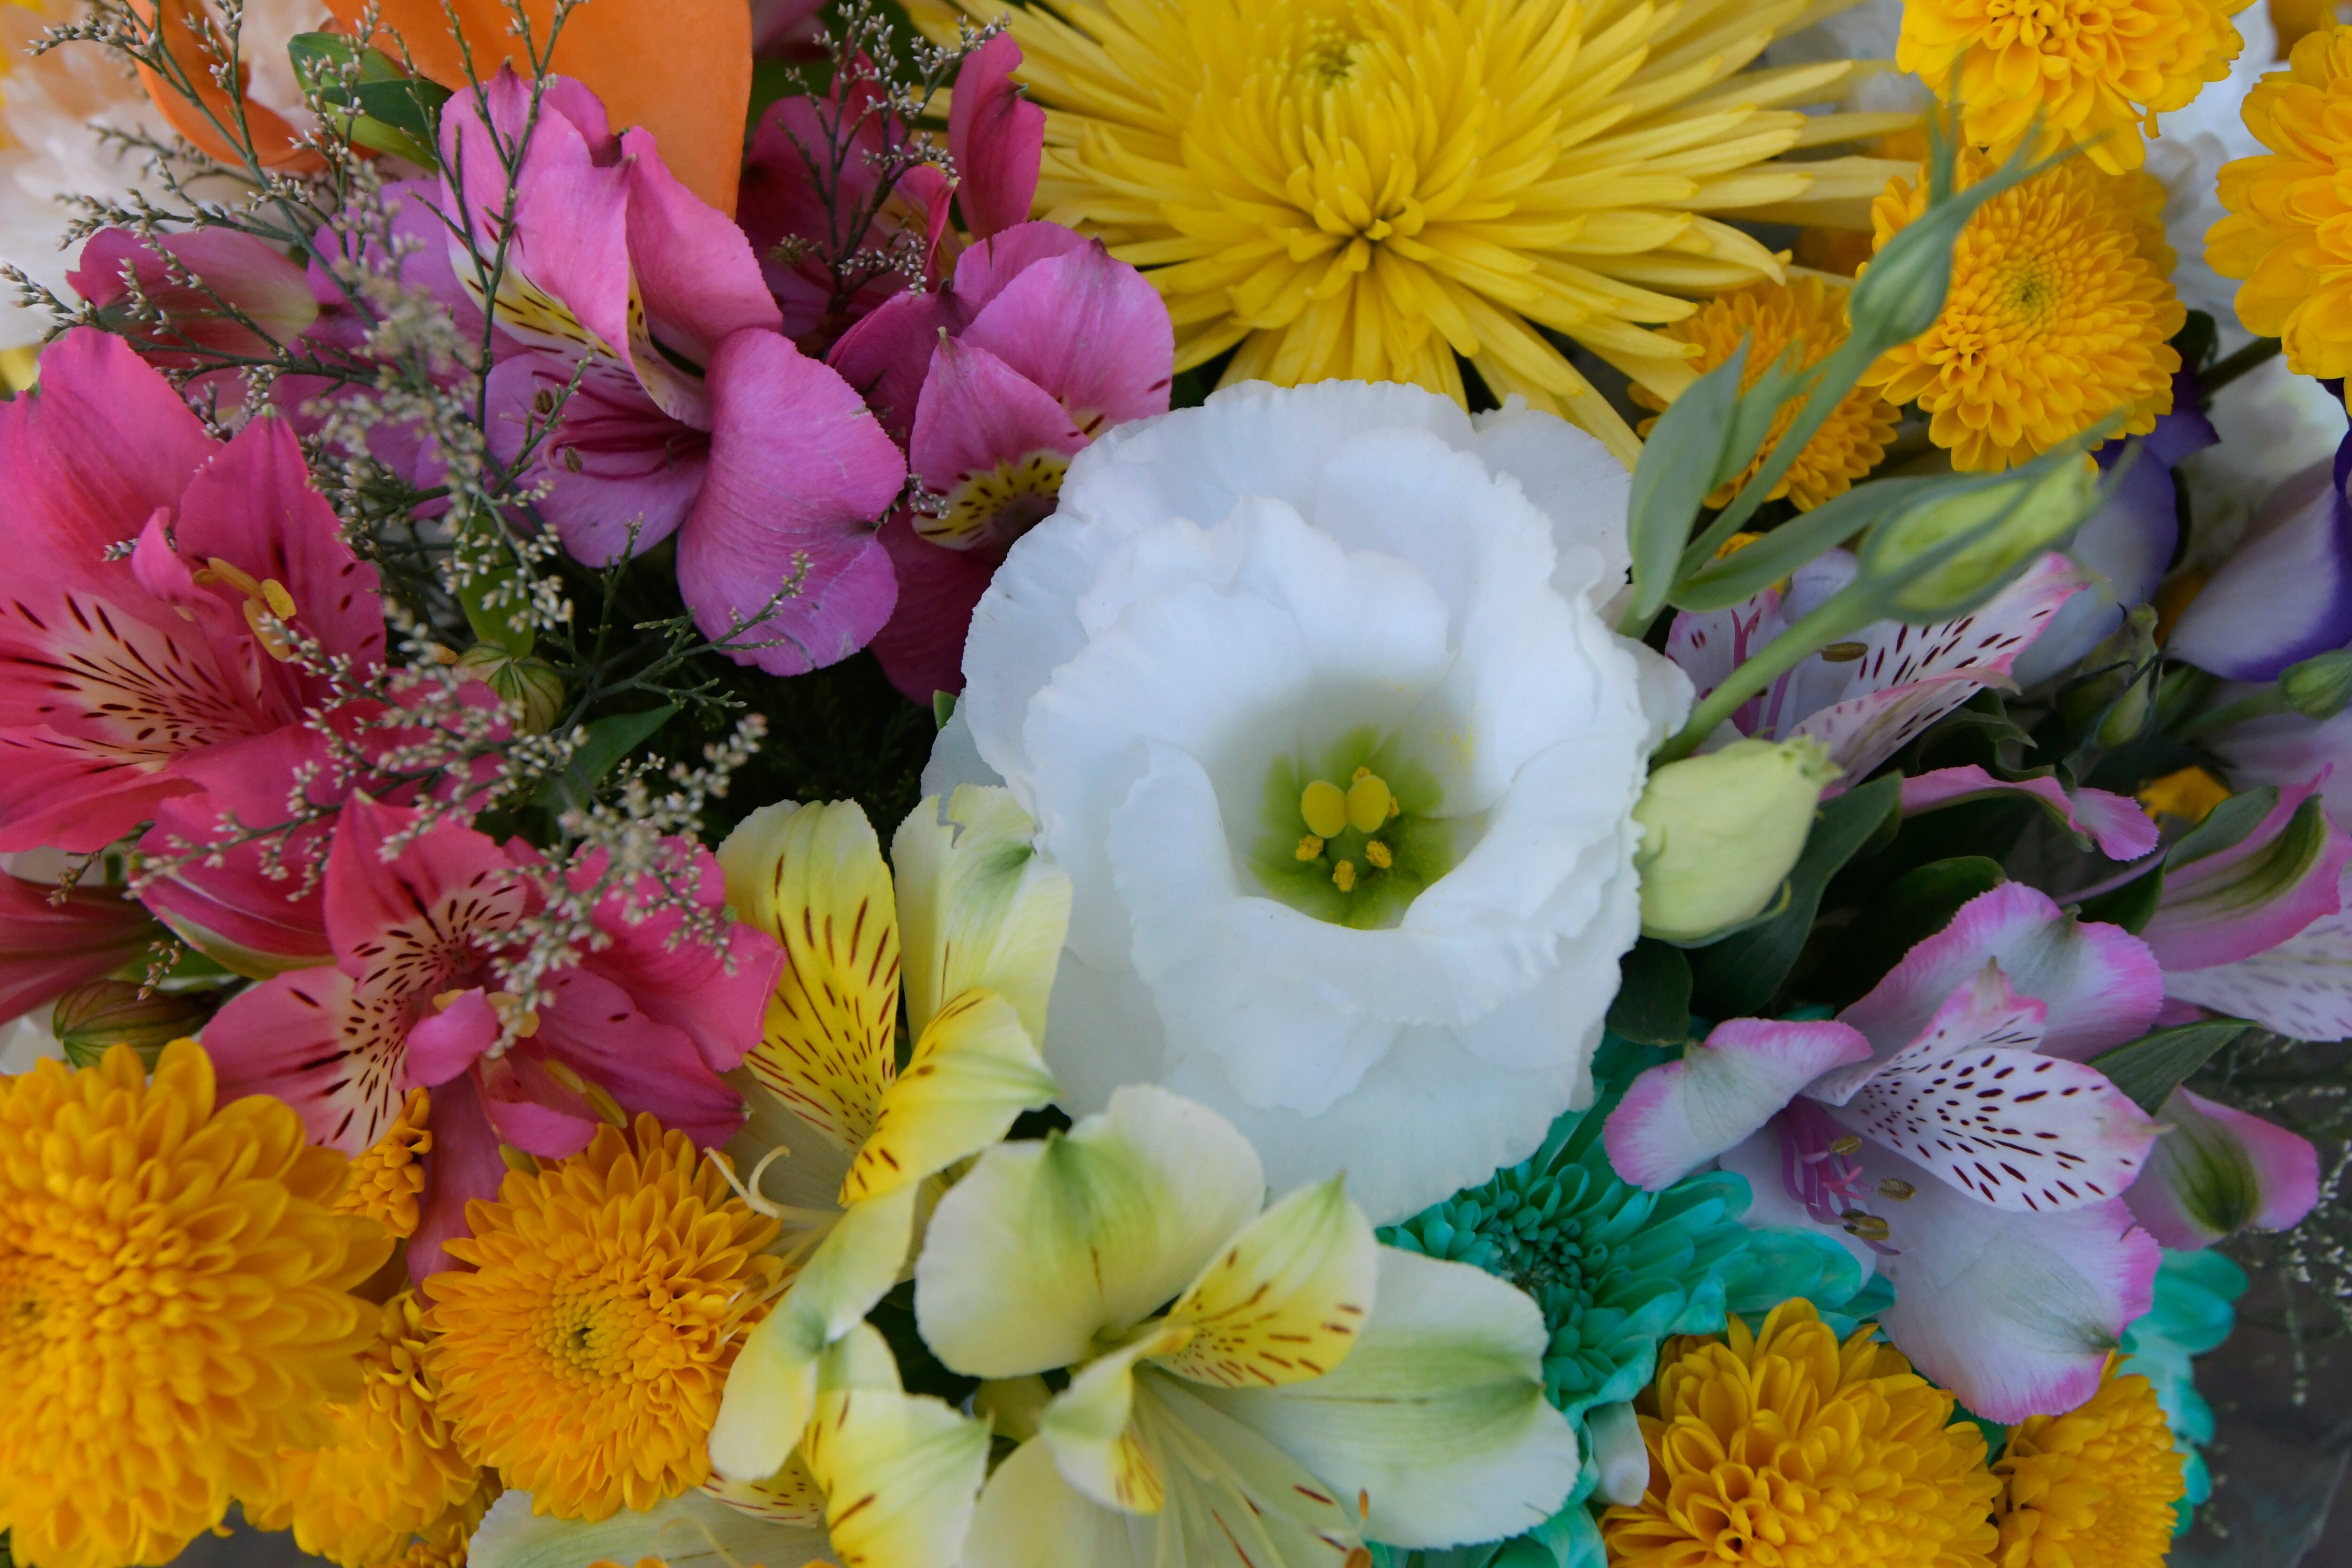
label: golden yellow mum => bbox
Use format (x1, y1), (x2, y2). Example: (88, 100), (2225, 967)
(244, 1290), (486, 1568)
(1994, 1360), (2185, 1568)
(1863, 147), (2184, 471)
(0, 1039), (389, 1568)
(422, 1113), (784, 1521)
(1897, 0), (2252, 173)
(2210, 24), (2352, 406)
(908, 0), (1909, 459)
(1600, 1297), (2001, 1568)
(334, 1085), (433, 1239)
(1632, 275), (1900, 509)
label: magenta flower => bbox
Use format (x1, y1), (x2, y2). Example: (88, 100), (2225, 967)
(205, 792), (781, 1277)
(68, 227), (325, 366)
(1606, 883), (2169, 1420)
(0, 871), (162, 1026)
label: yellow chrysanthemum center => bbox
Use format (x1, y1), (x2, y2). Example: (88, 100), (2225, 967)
(1993, 1360), (2185, 1568)
(907, 0), (1909, 457)
(1632, 275), (1900, 511)
(1600, 1297), (2002, 1568)
(1897, 0), (2252, 172)
(244, 1290), (488, 1568)
(334, 1084), (434, 1240)
(2210, 24), (2352, 405)
(0, 1039), (388, 1568)
(1862, 147), (2184, 472)
(422, 1113), (784, 1521)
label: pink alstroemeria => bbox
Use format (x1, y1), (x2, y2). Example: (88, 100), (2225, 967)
(440, 69), (906, 676)
(68, 227), (324, 366)
(0, 871), (163, 1024)
(2138, 775), (2352, 974)
(1900, 764), (2159, 862)
(1667, 549), (2093, 784)
(204, 793), (782, 1277)
(1605, 883), (2168, 1420)
(2126, 1086), (2320, 1249)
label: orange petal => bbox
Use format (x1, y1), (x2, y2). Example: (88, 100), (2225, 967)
(326, 0), (752, 214)
(135, 0), (324, 172)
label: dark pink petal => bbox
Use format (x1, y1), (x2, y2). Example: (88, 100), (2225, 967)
(532, 965), (747, 1146)
(948, 221), (1089, 316)
(409, 1069), (510, 1280)
(205, 963), (415, 1154)
(486, 353), (710, 564)
(475, 1049), (603, 1159)
(1899, 765), (2160, 862)
(1602, 1017), (1874, 1190)
(70, 227), (322, 363)
(869, 510), (999, 702)
(738, 94), (905, 341)
(677, 329), (906, 676)
(402, 987), (502, 1088)
(324, 794), (528, 990)
(2141, 775), (2352, 971)
(909, 336), (1087, 503)
(828, 286), (971, 444)
(957, 237), (1174, 435)
(0, 873), (159, 1024)
(948, 34), (1044, 240)
(2127, 1087), (2321, 1248)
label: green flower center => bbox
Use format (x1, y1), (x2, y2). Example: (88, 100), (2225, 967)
(1249, 728), (1458, 928)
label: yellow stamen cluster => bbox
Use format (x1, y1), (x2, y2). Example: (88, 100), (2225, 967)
(1862, 148), (2184, 471)
(907, 0), (1907, 457)
(334, 1085), (434, 1240)
(244, 1291), (488, 1568)
(1601, 1297), (2001, 1568)
(422, 1113), (784, 1521)
(0, 1040), (389, 1568)
(1993, 1360), (2185, 1568)
(194, 555), (303, 662)
(1897, 0), (2253, 173)
(2210, 25), (2352, 406)
(1299, 766), (1400, 891)
(1631, 275), (1900, 511)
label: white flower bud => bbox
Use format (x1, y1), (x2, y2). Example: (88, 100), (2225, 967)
(1634, 737), (1839, 943)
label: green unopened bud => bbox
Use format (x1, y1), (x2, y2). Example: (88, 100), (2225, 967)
(457, 644), (565, 734)
(1863, 457), (2101, 619)
(2281, 650), (2352, 720)
(1634, 737), (1840, 943)
(1848, 214), (1959, 353)
(52, 980), (214, 1069)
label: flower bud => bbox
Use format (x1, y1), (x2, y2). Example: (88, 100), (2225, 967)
(51, 980), (214, 1069)
(457, 644), (565, 735)
(1863, 457), (2101, 619)
(2280, 650), (2352, 720)
(1634, 737), (1839, 943)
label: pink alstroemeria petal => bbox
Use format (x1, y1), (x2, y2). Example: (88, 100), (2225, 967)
(615, 125), (782, 365)
(206, 963), (413, 1154)
(868, 510), (1000, 702)
(2164, 894), (2352, 1040)
(402, 987), (501, 1089)
(71, 227), (322, 363)
(1900, 765), (2160, 862)
(956, 237), (1175, 436)
(909, 336), (1087, 504)
(488, 354), (712, 565)
(475, 1049), (604, 1160)
(948, 33), (1043, 240)
(2141, 775), (2352, 972)
(0, 873), (160, 1024)
(532, 966), (747, 1147)
(1811, 958), (2049, 1105)
(829, 286), (971, 444)
(1602, 1017), (1874, 1191)
(2126, 1087), (2321, 1249)
(324, 794), (529, 989)
(1839, 883), (2164, 1063)
(409, 1070), (511, 1280)
(947, 221), (1091, 318)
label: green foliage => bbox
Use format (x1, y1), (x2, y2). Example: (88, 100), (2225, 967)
(2094, 1021), (2254, 1114)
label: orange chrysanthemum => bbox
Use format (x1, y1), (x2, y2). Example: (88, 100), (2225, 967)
(1632, 276), (1901, 510)
(0, 1039), (389, 1568)
(422, 1114), (783, 1521)
(1993, 1360), (2185, 1568)
(244, 1290), (486, 1568)
(334, 1086), (433, 1240)
(1601, 1298), (2001, 1568)
(392, 1473), (501, 1568)
(1862, 147), (2184, 471)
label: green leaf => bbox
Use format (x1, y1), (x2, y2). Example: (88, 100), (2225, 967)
(1623, 344), (1745, 626)
(1689, 775), (1904, 1017)
(1822, 855), (2006, 1002)
(933, 690), (957, 731)
(1670, 476), (1941, 613)
(529, 704), (677, 813)
(1605, 938), (1694, 1045)
(289, 32), (450, 164)
(2166, 786), (2279, 869)
(2090, 1020), (2251, 1114)
(2077, 860), (2164, 933)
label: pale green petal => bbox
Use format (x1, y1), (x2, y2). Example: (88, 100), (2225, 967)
(914, 1085), (1265, 1378)
(842, 987), (1057, 1205)
(1040, 1324), (1190, 1514)
(1160, 1177), (1377, 1390)
(963, 1436), (1155, 1568)
(1190, 1248), (1578, 1550)
(467, 1487), (832, 1568)
(892, 786), (1072, 1043)
(804, 1325), (993, 1568)
(1144, 1376), (1363, 1567)
(703, 1455), (827, 1528)
(709, 1184), (919, 1482)
(721, 1063), (850, 1264)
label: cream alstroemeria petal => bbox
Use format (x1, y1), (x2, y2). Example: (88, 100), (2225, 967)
(467, 1486), (833, 1568)
(708, 1184), (920, 1482)
(842, 987), (1058, 1205)
(915, 1085), (1265, 1379)
(1159, 1176), (1377, 1390)
(1144, 1376), (1365, 1567)
(963, 1436), (1155, 1568)
(702, 1452), (828, 1528)
(803, 1324), (993, 1568)
(720, 799), (902, 1152)
(1038, 1322), (1192, 1514)
(1189, 1248), (1578, 1550)
(892, 785), (1073, 1042)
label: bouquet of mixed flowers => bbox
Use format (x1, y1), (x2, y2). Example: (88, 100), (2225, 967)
(4, 0), (2352, 1565)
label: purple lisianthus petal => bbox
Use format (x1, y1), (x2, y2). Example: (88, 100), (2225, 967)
(2211, 702), (2352, 826)
(2169, 457), (2352, 681)
(2126, 1086), (2321, 1248)
(2141, 775), (2352, 971)
(1900, 764), (2160, 860)
(2011, 441), (2182, 687)
(1602, 1017), (1873, 1191)
(948, 33), (1044, 240)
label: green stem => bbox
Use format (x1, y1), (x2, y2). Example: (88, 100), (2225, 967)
(2177, 684), (2292, 740)
(2202, 337), (2283, 397)
(1653, 590), (1876, 764)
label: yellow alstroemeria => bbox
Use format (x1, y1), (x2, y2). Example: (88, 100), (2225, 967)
(706, 786), (1069, 1494)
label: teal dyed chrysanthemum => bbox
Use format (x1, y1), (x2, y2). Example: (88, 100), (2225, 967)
(2121, 1248), (2247, 1537)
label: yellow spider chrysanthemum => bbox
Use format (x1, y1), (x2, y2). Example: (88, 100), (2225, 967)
(1631, 275), (1900, 509)
(1862, 147), (2185, 471)
(244, 1290), (486, 1568)
(2209, 25), (2352, 406)
(907, 0), (1911, 460)
(334, 1085), (433, 1239)
(1993, 1360), (2185, 1568)
(1897, 0), (2252, 173)
(0, 1039), (389, 1568)
(422, 1113), (784, 1521)
(1600, 1297), (2002, 1568)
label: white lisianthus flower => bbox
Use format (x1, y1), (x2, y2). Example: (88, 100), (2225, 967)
(936, 380), (1687, 1223)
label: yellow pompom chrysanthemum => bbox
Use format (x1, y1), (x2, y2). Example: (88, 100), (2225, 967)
(0, 1039), (389, 1568)
(1993, 1360), (2185, 1568)
(243, 1290), (486, 1568)
(907, 0), (1911, 460)
(1631, 275), (1900, 510)
(333, 1085), (433, 1239)
(1600, 1297), (2002, 1568)
(2209, 24), (2352, 407)
(423, 1113), (784, 1521)
(1896, 0), (2253, 173)
(1862, 147), (2184, 471)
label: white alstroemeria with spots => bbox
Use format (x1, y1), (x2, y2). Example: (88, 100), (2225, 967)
(913, 1084), (1578, 1568)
